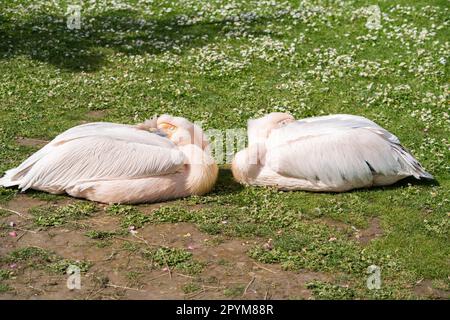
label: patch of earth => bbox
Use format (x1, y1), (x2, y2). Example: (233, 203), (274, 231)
(2, 193), (76, 218)
(413, 279), (449, 300)
(87, 109), (108, 118)
(318, 217), (353, 232)
(355, 218), (383, 245)
(0, 218), (331, 300)
(81, 110), (108, 123)
(3, 194), (47, 216)
(14, 137), (48, 148)
(318, 217), (383, 245)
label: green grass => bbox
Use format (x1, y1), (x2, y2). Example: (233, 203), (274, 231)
(28, 190), (66, 202)
(0, 0), (448, 299)
(118, 236), (205, 276)
(0, 269), (13, 293)
(306, 281), (357, 300)
(5, 247), (53, 263)
(106, 204), (152, 228)
(0, 269), (12, 280)
(2, 246), (91, 274)
(85, 229), (127, 240)
(0, 283), (11, 293)
(30, 202), (97, 227)
(0, 188), (16, 203)
(125, 271), (142, 282)
(223, 284), (246, 298)
(0, 208), (12, 218)
(142, 247), (204, 275)
(182, 282), (202, 294)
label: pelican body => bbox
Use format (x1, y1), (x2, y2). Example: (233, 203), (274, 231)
(232, 113), (433, 192)
(0, 115), (218, 204)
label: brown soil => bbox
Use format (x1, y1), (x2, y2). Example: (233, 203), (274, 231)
(413, 279), (449, 300)
(355, 218), (383, 245)
(86, 110), (108, 120)
(0, 194), (330, 300)
(15, 137), (48, 148)
(318, 217), (383, 245)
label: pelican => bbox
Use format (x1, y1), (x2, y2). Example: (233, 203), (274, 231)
(0, 115), (218, 204)
(232, 113), (433, 192)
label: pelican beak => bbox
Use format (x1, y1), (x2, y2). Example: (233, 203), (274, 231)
(157, 122), (177, 139)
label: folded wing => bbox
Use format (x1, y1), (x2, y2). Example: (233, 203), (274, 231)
(265, 114), (431, 188)
(1, 123), (185, 192)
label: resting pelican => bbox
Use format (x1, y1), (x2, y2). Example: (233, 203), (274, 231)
(0, 115), (218, 204)
(232, 113), (433, 192)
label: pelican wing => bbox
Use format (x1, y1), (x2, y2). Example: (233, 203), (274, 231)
(52, 122), (173, 148)
(1, 123), (185, 191)
(280, 114), (400, 144)
(265, 114), (431, 187)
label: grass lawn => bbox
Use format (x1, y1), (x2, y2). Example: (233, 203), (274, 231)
(0, 0), (448, 299)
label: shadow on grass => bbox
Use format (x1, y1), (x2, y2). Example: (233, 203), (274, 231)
(375, 175), (439, 189)
(231, 174), (438, 196)
(325, 175), (439, 196)
(0, 9), (272, 72)
(210, 167), (244, 196)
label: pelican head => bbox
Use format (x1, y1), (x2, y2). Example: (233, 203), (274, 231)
(157, 114), (218, 193)
(247, 112), (295, 144)
(157, 114), (209, 150)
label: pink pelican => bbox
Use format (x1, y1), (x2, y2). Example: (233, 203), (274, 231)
(232, 113), (433, 192)
(0, 115), (218, 203)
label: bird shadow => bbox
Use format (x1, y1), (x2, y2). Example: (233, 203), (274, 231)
(335, 175), (439, 195)
(0, 9), (275, 72)
(209, 168), (439, 198)
(210, 167), (244, 196)
(374, 176), (439, 190)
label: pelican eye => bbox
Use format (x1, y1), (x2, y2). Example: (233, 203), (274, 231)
(279, 119), (292, 126)
(159, 122), (177, 132)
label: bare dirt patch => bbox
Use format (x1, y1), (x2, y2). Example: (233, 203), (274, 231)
(3, 194), (47, 215)
(0, 202), (331, 300)
(317, 216), (384, 245)
(14, 137), (48, 148)
(413, 279), (449, 300)
(318, 217), (352, 232)
(86, 110), (108, 120)
(355, 218), (383, 245)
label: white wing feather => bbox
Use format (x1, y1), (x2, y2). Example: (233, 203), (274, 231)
(1, 123), (185, 192)
(265, 114), (431, 187)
